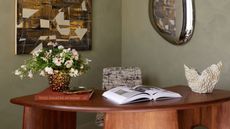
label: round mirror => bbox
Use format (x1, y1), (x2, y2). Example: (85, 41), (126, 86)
(149, 0), (195, 45)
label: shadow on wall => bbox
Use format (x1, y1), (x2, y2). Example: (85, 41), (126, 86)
(142, 75), (160, 86)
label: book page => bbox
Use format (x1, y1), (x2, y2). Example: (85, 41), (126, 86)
(103, 87), (150, 104)
(152, 90), (182, 100)
(134, 85), (182, 101)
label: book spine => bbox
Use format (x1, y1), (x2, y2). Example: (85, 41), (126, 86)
(35, 96), (89, 101)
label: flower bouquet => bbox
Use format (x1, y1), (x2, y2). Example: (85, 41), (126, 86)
(15, 44), (91, 92)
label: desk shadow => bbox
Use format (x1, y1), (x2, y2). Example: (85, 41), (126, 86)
(193, 126), (207, 129)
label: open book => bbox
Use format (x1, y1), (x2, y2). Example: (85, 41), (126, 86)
(102, 85), (182, 104)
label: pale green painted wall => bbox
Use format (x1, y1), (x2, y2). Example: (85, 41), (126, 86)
(0, 0), (121, 129)
(122, 0), (230, 90)
(2, 0), (230, 128)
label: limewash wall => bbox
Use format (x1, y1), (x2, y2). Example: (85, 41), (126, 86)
(2, 0), (230, 129)
(122, 0), (230, 90)
(0, 0), (121, 129)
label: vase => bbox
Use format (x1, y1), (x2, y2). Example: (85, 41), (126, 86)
(48, 71), (71, 92)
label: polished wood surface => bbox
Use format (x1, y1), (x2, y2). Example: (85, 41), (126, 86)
(10, 85), (230, 112)
(11, 85), (230, 129)
(178, 102), (230, 129)
(22, 106), (76, 129)
(105, 110), (179, 129)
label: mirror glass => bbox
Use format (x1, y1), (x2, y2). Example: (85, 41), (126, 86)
(149, 0), (195, 45)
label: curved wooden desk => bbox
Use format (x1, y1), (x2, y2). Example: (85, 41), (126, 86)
(11, 85), (230, 129)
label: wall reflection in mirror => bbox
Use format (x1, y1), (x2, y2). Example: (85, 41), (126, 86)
(149, 0), (195, 45)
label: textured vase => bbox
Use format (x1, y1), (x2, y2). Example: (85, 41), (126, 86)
(184, 62), (222, 94)
(48, 71), (71, 92)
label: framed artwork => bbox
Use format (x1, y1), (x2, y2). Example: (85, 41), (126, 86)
(15, 0), (92, 55)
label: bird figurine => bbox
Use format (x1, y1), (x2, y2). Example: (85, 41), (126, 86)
(184, 61), (222, 93)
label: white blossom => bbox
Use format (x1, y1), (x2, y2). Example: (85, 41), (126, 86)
(39, 70), (46, 76)
(52, 57), (64, 66)
(65, 60), (73, 68)
(20, 75), (24, 79)
(45, 67), (54, 75)
(69, 68), (79, 77)
(60, 52), (66, 57)
(72, 49), (79, 60)
(21, 65), (27, 70)
(15, 44), (90, 80)
(85, 58), (92, 64)
(63, 48), (71, 53)
(15, 70), (22, 75)
(41, 57), (48, 62)
(58, 45), (64, 50)
(28, 70), (33, 78)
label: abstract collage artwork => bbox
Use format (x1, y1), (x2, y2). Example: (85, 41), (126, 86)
(16, 0), (92, 54)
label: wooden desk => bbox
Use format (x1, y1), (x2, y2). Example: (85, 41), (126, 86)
(11, 85), (230, 129)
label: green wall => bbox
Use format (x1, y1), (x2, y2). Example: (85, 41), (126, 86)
(122, 0), (230, 90)
(2, 0), (230, 128)
(0, 0), (121, 129)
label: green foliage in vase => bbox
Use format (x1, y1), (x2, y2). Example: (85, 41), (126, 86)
(15, 44), (91, 79)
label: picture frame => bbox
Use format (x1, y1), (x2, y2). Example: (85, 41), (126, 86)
(15, 0), (92, 55)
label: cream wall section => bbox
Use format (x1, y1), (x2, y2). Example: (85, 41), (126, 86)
(122, 0), (230, 89)
(0, 0), (121, 129)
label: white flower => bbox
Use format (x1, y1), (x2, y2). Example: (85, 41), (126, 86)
(15, 70), (22, 75)
(58, 45), (64, 50)
(52, 57), (64, 66)
(60, 52), (65, 57)
(28, 70), (33, 78)
(20, 75), (24, 79)
(85, 58), (92, 64)
(72, 49), (79, 60)
(45, 67), (54, 75)
(80, 65), (84, 69)
(65, 60), (73, 68)
(69, 68), (79, 77)
(63, 48), (71, 53)
(39, 70), (46, 76)
(41, 57), (48, 62)
(21, 65), (27, 70)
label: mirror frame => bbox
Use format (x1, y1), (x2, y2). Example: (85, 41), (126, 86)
(149, 0), (196, 45)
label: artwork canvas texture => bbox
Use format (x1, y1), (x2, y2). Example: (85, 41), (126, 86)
(16, 0), (92, 54)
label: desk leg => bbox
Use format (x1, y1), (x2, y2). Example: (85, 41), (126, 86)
(178, 108), (201, 129)
(104, 110), (179, 129)
(178, 101), (230, 129)
(22, 106), (76, 129)
(216, 102), (230, 129)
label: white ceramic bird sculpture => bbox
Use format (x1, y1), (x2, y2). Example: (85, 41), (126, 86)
(184, 61), (222, 93)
